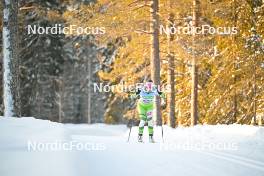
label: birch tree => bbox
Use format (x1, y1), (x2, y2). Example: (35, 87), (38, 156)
(191, 0), (200, 126)
(2, 0), (20, 117)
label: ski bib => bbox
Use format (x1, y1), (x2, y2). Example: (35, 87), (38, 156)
(138, 89), (159, 105)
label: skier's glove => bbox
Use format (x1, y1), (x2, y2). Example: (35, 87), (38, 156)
(160, 92), (166, 99)
(161, 99), (166, 109)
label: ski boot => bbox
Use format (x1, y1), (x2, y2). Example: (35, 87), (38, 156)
(149, 135), (155, 143)
(138, 134), (143, 143)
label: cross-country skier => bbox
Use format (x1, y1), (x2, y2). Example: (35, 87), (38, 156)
(131, 80), (166, 143)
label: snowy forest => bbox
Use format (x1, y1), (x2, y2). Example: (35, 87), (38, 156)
(1, 1), (264, 176)
(0, 0), (264, 126)
(1, 0), (264, 126)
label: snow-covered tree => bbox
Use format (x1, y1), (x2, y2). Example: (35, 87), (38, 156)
(2, 0), (20, 117)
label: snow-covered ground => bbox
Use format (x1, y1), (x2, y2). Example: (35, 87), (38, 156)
(0, 117), (264, 176)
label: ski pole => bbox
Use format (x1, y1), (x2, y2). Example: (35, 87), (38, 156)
(127, 108), (136, 142)
(161, 125), (164, 143)
(127, 124), (132, 142)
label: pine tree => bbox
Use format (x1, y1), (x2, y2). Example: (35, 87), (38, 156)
(191, 0), (200, 126)
(167, 11), (176, 128)
(150, 0), (162, 125)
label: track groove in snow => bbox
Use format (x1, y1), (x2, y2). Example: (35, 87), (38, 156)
(209, 151), (264, 167)
(198, 151), (264, 171)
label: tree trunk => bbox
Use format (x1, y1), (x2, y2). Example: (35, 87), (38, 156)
(87, 56), (92, 124)
(2, 0), (20, 117)
(191, 0), (199, 126)
(253, 62), (257, 125)
(251, 2), (257, 125)
(167, 13), (176, 128)
(54, 78), (64, 123)
(150, 0), (162, 126)
(232, 0), (238, 124)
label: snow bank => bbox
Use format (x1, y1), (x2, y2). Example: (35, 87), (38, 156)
(0, 117), (264, 176)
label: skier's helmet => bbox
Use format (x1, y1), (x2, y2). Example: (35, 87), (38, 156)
(144, 80), (154, 92)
